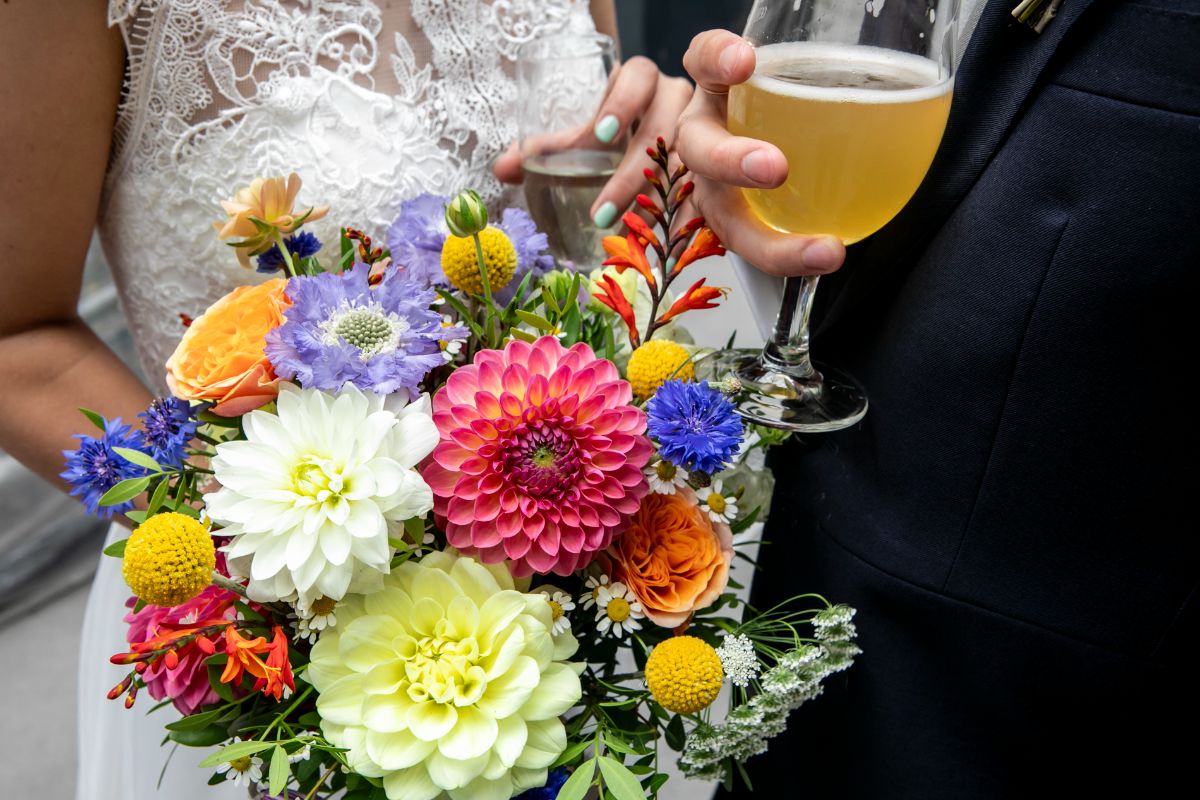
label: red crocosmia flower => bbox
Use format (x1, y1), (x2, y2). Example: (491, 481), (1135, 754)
(220, 625), (294, 700)
(622, 212), (665, 260)
(602, 232), (657, 290)
(591, 273), (640, 348)
(672, 226), (725, 275)
(657, 278), (726, 324)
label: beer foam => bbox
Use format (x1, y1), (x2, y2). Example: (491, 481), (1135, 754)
(748, 42), (952, 104)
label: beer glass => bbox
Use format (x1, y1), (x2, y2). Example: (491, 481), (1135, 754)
(699, 0), (958, 431)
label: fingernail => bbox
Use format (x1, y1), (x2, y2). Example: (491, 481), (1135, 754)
(741, 150), (774, 184)
(718, 41), (749, 77)
(594, 114), (620, 144)
(592, 201), (618, 229)
(801, 237), (843, 273)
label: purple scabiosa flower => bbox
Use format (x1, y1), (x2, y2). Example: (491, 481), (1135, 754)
(386, 193), (453, 288)
(255, 231), (322, 274)
(646, 379), (744, 475)
(386, 193), (558, 303)
(264, 262), (463, 399)
(60, 417), (151, 518)
(515, 768), (569, 800)
(137, 396), (198, 468)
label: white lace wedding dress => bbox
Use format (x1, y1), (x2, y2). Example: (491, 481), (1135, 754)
(81, 2), (599, 797)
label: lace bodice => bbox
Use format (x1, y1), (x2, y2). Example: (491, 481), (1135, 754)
(99, 0), (595, 388)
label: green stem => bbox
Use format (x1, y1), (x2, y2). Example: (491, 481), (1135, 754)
(211, 572), (248, 598)
(260, 685), (314, 740)
(274, 231), (300, 278)
(471, 232), (496, 347)
(304, 763), (337, 800)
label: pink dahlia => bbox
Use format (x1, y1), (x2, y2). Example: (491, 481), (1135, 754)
(124, 585), (239, 715)
(423, 335), (652, 576)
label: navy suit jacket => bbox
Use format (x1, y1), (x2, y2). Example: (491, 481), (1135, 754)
(723, 0), (1199, 796)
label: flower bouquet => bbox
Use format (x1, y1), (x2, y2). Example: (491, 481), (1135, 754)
(64, 139), (859, 800)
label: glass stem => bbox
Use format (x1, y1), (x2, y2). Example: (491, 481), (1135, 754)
(761, 275), (819, 381)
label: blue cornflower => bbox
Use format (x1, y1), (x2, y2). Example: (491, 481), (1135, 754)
(646, 379), (744, 474)
(264, 262), (464, 399)
(385, 193), (557, 303)
(137, 396), (198, 468)
(515, 768), (569, 800)
(60, 417), (151, 518)
(256, 231), (323, 274)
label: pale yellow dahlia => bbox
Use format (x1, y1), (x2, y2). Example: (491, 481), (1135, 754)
(308, 550), (582, 800)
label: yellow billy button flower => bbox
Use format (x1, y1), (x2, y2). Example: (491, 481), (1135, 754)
(122, 512), (215, 607)
(627, 339), (694, 400)
(645, 635), (724, 714)
(441, 227), (518, 296)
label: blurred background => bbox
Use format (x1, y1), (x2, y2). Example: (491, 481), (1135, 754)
(0, 1), (757, 795)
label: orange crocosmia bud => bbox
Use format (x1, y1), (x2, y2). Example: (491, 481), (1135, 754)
(623, 212), (665, 260)
(672, 226), (725, 275)
(657, 278), (725, 324)
(602, 232), (657, 290)
(592, 274), (640, 348)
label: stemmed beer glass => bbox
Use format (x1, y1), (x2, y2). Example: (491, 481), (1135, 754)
(700, 0), (958, 431)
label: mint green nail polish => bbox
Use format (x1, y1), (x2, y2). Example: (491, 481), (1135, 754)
(592, 201), (618, 229)
(594, 114), (620, 144)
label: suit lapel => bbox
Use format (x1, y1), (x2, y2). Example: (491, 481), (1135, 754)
(816, 0), (1099, 336)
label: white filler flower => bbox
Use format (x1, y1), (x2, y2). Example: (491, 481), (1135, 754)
(207, 383), (438, 607)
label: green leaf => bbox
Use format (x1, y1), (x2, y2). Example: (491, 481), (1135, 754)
(509, 328), (538, 343)
(515, 309), (555, 332)
(99, 475), (152, 506)
(165, 709), (222, 731)
(197, 411), (242, 428)
(603, 734), (637, 755)
(113, 446), (163, 472)
(402, 516), (425, 545)
(729, 506), (761, 535)
(168, 724), (230, 748)
(268, 745), (290, 795)
(199, 740), (274, 769)
(132, 598), (148, 613)
(665, 714), (686, 751)
(146, 475), (171, 517)
(596, 756), (644, 800)
(549, 738), (591, 769)
(648, 773), (670, 794)
(436, 289), (485, 340)
(125, 510), (148, 524)
(78, 407), (107, 431)
(556, 759), (596, 800)
(541, 286), (562, 316)
(102, 538), (129, 558)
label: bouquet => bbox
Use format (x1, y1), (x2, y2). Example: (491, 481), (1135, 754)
(64, 139), (859, 799)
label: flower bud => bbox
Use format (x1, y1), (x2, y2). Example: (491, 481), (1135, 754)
(444, 189), (488, 237)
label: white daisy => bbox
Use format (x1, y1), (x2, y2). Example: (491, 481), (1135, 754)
(580, 573), (611, 610)
(288, 742), (313, 764)
(695, 479), (739, 524)
(439, 317), (466, 362)
(206, 383), (438, 608)
(217, 755), (263, 788)
(646, 459), (689, 495)
(292, 595), (339, 644)
(595, 581), (645, 638)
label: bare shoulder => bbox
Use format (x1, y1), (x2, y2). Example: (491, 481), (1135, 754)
(0, 0), (125, 332)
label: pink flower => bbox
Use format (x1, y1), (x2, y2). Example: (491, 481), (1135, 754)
(423, 336), (652, 577)
(123, 585), (238, 715)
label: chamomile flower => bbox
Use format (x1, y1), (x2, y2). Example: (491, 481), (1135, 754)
(217, 755), (263, 788)
(288, 742), (313, 763)
(535, 587), (576, 636)
(580, 573), (612, 610)
(594, 581), (644, 638)
(292, 595), (338, 644)
(695, 479), (739, 524)
(439, 316), (466, 362)
(646, 459), (689, 495)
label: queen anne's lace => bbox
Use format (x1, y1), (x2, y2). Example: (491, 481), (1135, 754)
(100, 0), (586, 387)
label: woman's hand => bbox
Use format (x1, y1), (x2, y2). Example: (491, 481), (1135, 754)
(674, 30), (846, 277)
(493, 56), (693, 229)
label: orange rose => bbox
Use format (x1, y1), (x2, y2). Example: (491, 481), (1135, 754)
(165, 279), (290, 416)
(601, 486), (733, 628)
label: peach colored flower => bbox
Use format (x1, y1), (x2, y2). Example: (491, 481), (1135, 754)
(214, 173), (328, 268)
(600, 485), (733, 628)
(165, 279), (290, 416)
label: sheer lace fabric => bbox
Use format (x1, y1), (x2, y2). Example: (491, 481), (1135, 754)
(99, 0), (591, 388)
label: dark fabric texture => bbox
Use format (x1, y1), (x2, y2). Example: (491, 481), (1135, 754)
(721, 0), (1200, 796)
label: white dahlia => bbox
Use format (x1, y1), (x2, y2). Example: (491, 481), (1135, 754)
(308, 550), (582, 800)
(205, 383), (438, 607)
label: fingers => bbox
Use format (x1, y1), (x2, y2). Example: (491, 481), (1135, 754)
(590, 74), (693, 228)
(682, 29), (755, 93)
(493, 141), (523, 184)
(692, 174), (845, 277)
(590, 56), (660, 146)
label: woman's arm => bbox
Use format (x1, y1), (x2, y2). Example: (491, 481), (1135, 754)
(0, 0), (153, 488)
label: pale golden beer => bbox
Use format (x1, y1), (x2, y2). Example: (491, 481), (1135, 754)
(728, 42), (953, 243)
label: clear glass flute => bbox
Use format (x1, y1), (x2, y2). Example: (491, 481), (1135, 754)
(699, 0), (958, 431)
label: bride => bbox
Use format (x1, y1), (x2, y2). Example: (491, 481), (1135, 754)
(0, 1), (692, 797)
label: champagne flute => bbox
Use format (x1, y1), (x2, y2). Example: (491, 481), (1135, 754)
(698, 0), (957, 432)
(516, 32), (626, 270)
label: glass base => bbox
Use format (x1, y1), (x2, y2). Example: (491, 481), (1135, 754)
(696, 348), (868, 433)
